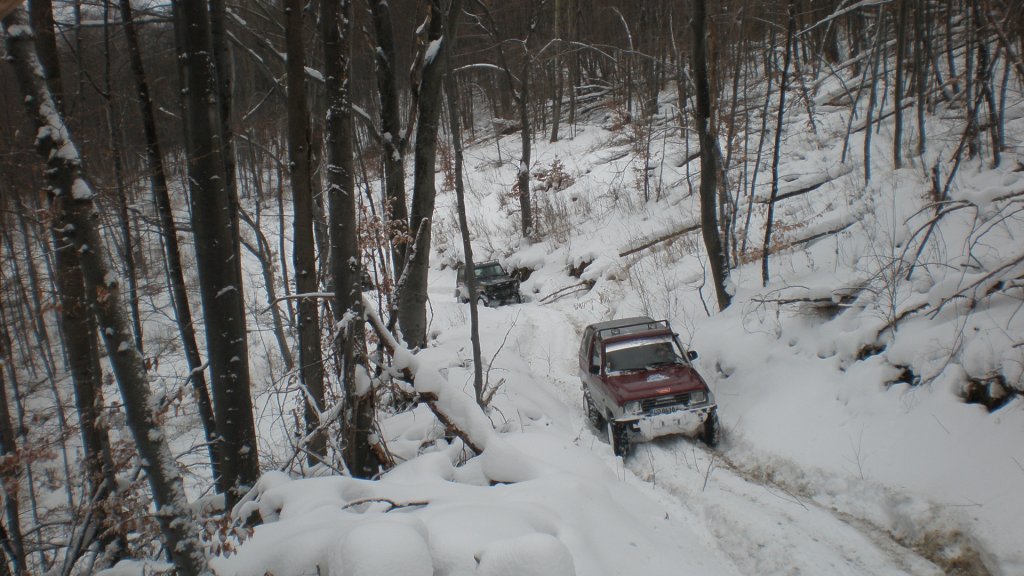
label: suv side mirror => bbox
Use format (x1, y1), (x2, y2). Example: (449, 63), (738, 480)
(687, 350), (698, 361)
(589, 365), (600, 375)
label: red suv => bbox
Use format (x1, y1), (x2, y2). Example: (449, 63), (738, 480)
(578, 317), (719, 456)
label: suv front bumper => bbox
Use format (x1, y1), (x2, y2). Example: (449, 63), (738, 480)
(614, 404), (716, 442)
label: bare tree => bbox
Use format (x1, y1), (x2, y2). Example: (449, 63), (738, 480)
(690, 0), (731, 310)
(893, 0), (908, 169)
(398, 0), (463, 349)
(369, 0), (410, 276)
(470, 0), (540, 238)
(285, 0), (326, 465)
(2, 7), (211, 572)
(117, 0), (221, 482)
(443, 19), (482, 407)
(0, 309), (26, 574)
(24, 0), (125, 565)
(322, 0), (379, 477)
(762, 0), (796, 287)
(173, 0), (260, 506)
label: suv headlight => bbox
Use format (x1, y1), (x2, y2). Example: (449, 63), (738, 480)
(689, 391), (706, 405)
(623, 401), (641, 415)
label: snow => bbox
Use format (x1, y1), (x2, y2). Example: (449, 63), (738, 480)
(58, 42), (1023, 576)
(423, 39), (443, 67)
(304, 66), (324, 83)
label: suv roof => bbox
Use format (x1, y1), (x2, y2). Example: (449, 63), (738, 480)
(590, 317), (671, 342)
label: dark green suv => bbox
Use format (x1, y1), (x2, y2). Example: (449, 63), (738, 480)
(455, 261), (523, 306)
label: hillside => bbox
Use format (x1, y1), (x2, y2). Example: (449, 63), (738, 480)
(3, 1), (1023, 574)
(201, 81), (1023, 575)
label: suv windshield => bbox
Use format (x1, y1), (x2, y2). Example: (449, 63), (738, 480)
(604, 336), (682, 373)
(474, 264), (505, 278)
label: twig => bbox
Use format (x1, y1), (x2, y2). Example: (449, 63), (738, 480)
(484, 312), (519, 399)
(341, 498), (429, 512)
(618, 222), (701, 258)
(537, 281), (592, 304)
(701, 453), (717, 492)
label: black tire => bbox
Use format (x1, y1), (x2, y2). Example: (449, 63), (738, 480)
(701, 409), (720, 448)
(515, 293), (523, 304)
(478, 294), (490, 307)
(607, 421), (630, 457)
(583, 389), (605, 430)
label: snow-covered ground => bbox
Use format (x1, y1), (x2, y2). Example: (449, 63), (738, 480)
(108, 83), (1022, 575)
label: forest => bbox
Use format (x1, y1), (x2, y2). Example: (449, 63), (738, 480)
(1, 0), (1023, 574)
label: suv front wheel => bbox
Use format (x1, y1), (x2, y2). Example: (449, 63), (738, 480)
(583, 389), (605, 430)
(701, 409), (720, 447)
(607, 421), (630, 457)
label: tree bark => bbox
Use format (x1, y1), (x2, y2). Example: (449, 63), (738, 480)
(550, 0), (563, 142)
(690, 0), (731, 310)
(322, 0), (380, 478)
(27, 0), (125, 563)
(2, 8), (211, 573)
(443, 28), (484, 408)
(173, 0), (260, 506)
(893, 0), (908, 169)
(117, 0), (221, 484)
(285, 0), (326, 466)
(102, 1), (143, 353)
(369, 0), (410, 277)
(762, 0), (796, 287)
(0, 309), (27, 575)
(398, 0), (462, 348)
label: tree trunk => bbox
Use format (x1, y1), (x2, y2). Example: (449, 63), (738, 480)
(2, 7), (211, 573)
(915, 0), (927, 156)
(285, 0), (326, 466)
(209, 0), (240, 253)
(369, 0), (409, 277)
(550, 0), (563, 142)
(173, 0), (259, 506)
(0, 308), (27, 575)
(517, 64), (533, 237)
(117, 0), (221, 484)
(101, 1), (143, 353)
(26, 0), (125, 563)
(864, 8), (885, 183)
(762, 0), (796, 287)
(972, 0), (1001, 167)
(398, 0), (462, 348)
(893, 0), (908, 169)
(322, 0), (380, 478)
(444, 32), (484, 408)
(690, 0), (731, 310)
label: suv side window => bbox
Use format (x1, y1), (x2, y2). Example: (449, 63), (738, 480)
(590, 342), (601, 372)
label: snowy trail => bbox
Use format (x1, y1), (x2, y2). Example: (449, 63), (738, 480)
(450, 279), (950, 576)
